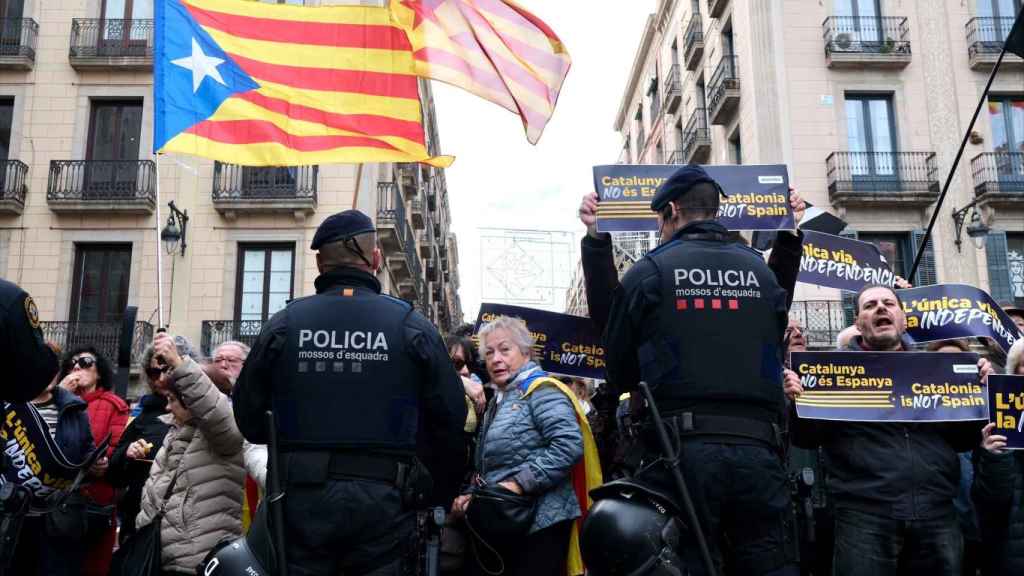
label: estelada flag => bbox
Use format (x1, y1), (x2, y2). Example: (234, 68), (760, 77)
(391, 0), (570, 145)
(523, 376), (603, 576)
(154, 0), (451, 167)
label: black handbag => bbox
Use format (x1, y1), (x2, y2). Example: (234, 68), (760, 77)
(109, 468), (181, 576)
(43, 433), (111, 540)
(464, 484), (537, 575)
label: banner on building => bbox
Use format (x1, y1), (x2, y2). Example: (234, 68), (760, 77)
(592, 164), (794, 233)
(792, 351), (987, 422)
(897, 284), (1022, 353)
(798, 230), (895, 292)
(987, 375), (1024, 449)
(475, 303), (604, 380)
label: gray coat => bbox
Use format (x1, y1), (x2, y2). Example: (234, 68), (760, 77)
(475, 369), (584, 533)
(136, 357), (245, 574)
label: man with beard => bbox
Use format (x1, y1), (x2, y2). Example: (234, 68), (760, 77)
(784, 284), (989, 575)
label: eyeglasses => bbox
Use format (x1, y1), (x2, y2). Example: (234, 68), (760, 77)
(72, 356), (96, 370)
(145, 365), (170, 380)
(451, 358), (466, 371)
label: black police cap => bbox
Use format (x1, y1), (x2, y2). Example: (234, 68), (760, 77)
(650, 164), (727, 212)
(310, 210), (376, 250)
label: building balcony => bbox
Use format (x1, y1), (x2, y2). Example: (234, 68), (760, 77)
(396, 162), (421, 200)
(708, 0), (729, 19)
(708, 56), (740, 125)
(972, 152), (1024, 207)
(212, 163), (317, 219)
(966, 17), (1024, 70)
(826, 151), (939, 207)
(682, 107), (712, 164)
(0, 160), (28, 215)
(377, 181), (423, 291)
(69, 19), (153, 70)
(40, 320), (153, 367)
(663, 64), (682, 115)
(789, 300), (846, 350)
(683, 14), (704, 71)
(667, 150), (685, 164)
(0, 19), (37, 70)
(47, 159), (156, 213)
(410, 198), (426, 230)
(823, 16), (911, 69)
(200, 320), (265, 357)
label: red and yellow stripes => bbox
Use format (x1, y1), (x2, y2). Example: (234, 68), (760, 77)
(390, 0), (570, 145)
(161, 0), (451, 167)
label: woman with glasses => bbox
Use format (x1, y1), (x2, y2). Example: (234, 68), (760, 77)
(57, 346), (129, 576)
(107, 345), (174, 543)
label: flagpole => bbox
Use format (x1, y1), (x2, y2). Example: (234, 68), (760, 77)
(155, 153), (165, 329)
(907, 46), (1008, 282)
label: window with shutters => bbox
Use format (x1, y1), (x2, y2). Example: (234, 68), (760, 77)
(859, 233), (907, 277)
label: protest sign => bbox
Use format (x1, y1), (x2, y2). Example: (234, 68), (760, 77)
(798, 230), (895, 291)
(987, 375), (1024, 449)
(475, 303), (605, 379)
(897, 284), (1022, 353)
(593, 164), (794, 233)
(792, 351), (987, 422)
(0, 402), (82, 509)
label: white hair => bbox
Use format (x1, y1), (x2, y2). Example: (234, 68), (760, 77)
(214, 340), (251, 359)
(476, 315), (534, 360)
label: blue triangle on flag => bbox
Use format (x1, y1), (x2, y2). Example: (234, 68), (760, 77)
(153, 0), (260, 152)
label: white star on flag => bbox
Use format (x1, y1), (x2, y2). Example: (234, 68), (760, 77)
(172, 38), (227, 93)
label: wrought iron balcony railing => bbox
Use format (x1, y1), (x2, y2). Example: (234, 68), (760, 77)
(972, 152), (1024, 197)
(708, 56), (739, 123)
(212, 163), (317, 201)
(48, 159), (156, 208)
(70, 18), (154, 59)
(826, 151), (939, 201)
(0, 159), (28, 207)
(0, 18), (37, 61)
(789, 301), (846, 350)
(683, 13), (704, 70)
(667, 150), (685, 164)
(39, 320), (153, 367)
(201, 320), (265, 357)
(682, 107), (711, 163)
(823, 16), (911, 56)
(967, 17), (1019, 60)
(663, 64), (682, 113)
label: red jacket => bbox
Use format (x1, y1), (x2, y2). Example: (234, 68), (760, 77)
(80, 388), (129, 505)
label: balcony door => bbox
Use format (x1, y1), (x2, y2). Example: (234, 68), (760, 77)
(846, 94), (898, 185)
(990, 96), (1024, 181)
(242, 166), (298, 197)
(0, 0), (24, 54)
(86, 99), (142, 198)
(70, 244), (131, 324)
(234, 244), (295, 338)
(100, 0), (152, 55)
(835, 0), (882, 45)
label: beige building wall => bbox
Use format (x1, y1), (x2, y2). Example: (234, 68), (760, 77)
(574, 0), (1024, 339)
(0, 0), (462, 374)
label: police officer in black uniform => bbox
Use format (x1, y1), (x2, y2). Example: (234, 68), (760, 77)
(232, 210), (467, 576)
(0, 278), (58, 401)
(600, 166), (797, 575)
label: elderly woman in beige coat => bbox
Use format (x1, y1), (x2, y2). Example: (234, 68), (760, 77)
(130, 332), (245, 574)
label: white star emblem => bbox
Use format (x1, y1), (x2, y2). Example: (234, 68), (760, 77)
(171, 38), (227, 93)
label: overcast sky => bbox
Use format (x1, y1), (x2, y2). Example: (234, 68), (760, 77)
(433, 2), (653, 323)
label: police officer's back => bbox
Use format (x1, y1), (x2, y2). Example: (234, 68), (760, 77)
(601, 167), (796, 575)
(0, 278), (58, 401)
(232, 210), (467, 576)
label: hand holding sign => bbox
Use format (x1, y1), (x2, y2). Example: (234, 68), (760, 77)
(982, 422), (1008, 455)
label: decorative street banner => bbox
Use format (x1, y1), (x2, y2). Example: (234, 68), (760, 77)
(476, 303), (605, 380)
(593, 164), (795, 233)
(897, 284), (1022, 353)
(0, 402), (82, 508)
(792, 351), (987, 422)
(987, 375), (1024, 449)
(798, 230), (895, 291)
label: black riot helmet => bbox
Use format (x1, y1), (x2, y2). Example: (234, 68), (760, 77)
(199, 536), (271, 576)
(581, 479), (687, 576)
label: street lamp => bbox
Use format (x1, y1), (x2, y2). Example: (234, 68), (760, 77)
(160, 200), (189, 256)
(952, 200), (990, 252)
